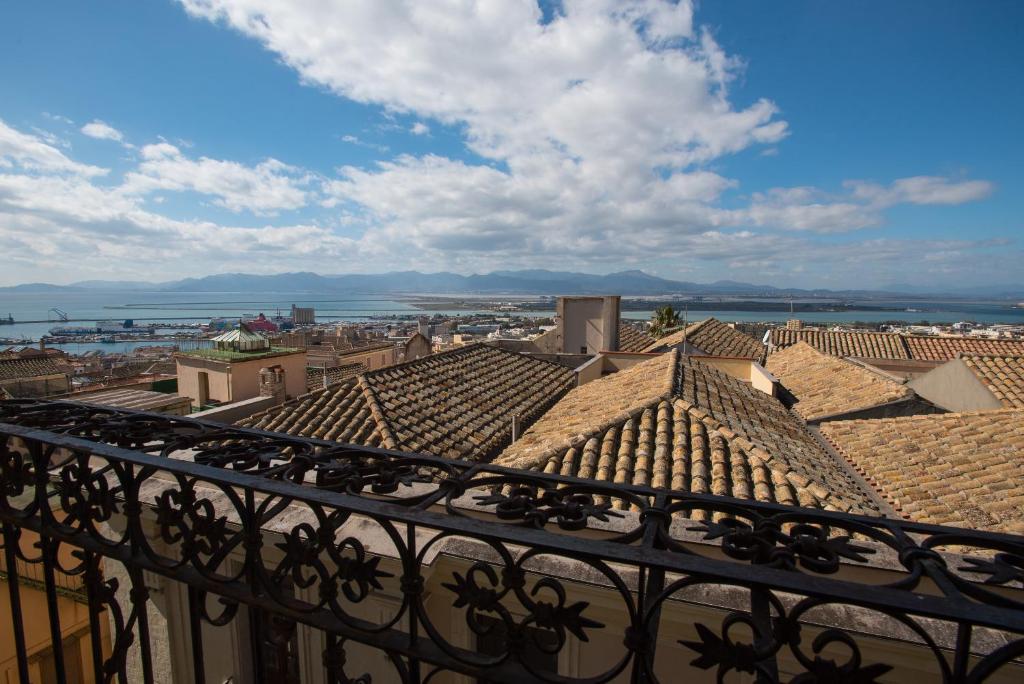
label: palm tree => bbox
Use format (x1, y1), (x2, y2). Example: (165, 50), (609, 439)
(650, 305), (681, 337)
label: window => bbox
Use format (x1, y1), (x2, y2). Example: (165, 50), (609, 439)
(253, 611), (301, 683)
(475, 615), (558, 683)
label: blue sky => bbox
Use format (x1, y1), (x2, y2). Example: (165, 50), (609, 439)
(0, 0), (1020, 288)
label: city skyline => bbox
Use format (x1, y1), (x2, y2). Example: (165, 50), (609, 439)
(1, 1), (1021, 288)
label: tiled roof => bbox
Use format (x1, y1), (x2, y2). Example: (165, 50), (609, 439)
(72, 388), (190, 412)
(959, 354), (1024, 408)
(0, 356), (70, 381)
(821, 411), (1024, 533)
(647, 318), (765, 360)
(618, 321), (656, 352)
(771, 328), (1024, 362)
(241, 344), (575, 461)
(496, 350), (879, 514)
(770, 329), (910, 359)
(766, 342), (914, 421)
(305, 363), (367, 392)
(904, 336), (1024, 361)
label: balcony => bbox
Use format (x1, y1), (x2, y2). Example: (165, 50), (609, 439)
(1, 398), (1022, 683)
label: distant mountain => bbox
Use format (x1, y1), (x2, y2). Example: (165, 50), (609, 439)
(0, 283), (85, 293)
(4, 270), (1022, 299)
(70, 279), (163, 290)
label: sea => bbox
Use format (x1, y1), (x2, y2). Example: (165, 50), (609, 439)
(1, 290), (1022, 354)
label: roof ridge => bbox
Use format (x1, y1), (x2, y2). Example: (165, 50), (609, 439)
(664, 347), (681, 395)
(896, 332), (913, 357)
(355, 375), (400, 449)
(500, 393), (670, 471)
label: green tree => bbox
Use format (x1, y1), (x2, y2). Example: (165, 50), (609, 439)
(650, 306), (681, 337)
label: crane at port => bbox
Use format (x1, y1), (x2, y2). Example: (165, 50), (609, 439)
(48, 308), (69, 322)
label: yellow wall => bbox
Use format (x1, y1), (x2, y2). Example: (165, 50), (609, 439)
(0, 529), (111, 683)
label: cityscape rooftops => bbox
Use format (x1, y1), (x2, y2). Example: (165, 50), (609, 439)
(645, 317), (766, 361)
(240, 343), (575, 461)
(496, 349), (880, 514)
(617, 321), (656, 352)
(766, 341), (919, 421)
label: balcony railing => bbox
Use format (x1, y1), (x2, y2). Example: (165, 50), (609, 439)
(0, 398), (1022, 683)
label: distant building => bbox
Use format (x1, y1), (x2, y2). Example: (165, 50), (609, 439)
(401, 332), (432, 362)
(242, 313), (278, 334)
(174, 325), (305, 408)
(291, 304), (315, 325)
(0, 356), (71, 398)
(533, 296), (626, 354)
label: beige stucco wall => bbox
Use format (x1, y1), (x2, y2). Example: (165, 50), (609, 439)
(558, 296), (620, 354)
(403, 334), (432, 362)
(908, 359), (1002, 412)
(176, 351), (307, 406)
(336, 345), (398, 371)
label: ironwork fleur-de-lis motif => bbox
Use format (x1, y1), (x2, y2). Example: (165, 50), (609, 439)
(473, 486), (622, 530)
(154, 485), (231, 559)
(690, 518), (873, 572)
(272, 522), (392, 604)
(58, 451), (120, 527)
(960, 552), (1024, 586)
(0, 441), (33, 500)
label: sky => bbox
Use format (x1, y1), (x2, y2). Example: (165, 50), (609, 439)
(0, 0), (1021, 289)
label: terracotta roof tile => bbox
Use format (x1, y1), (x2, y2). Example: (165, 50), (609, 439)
(0, 356), (70, 381)
(959, 354), (1024, 408)
(770, 329), (910, 360)
(766, 342), (914, 420)
(305, 362), (367, 392)
(240, 344), (575, 461)
(904, 336), (1024, 361)
(497, 350), (878, 514)
(821, 410), (1024, 533)
(618, 321), (656, 352)
(646, 318), (765, 360)
(771, 328), (1024, 362)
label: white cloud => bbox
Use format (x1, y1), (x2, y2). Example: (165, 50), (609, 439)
(339, 134), (389, 153)
(0, 120), (106, 177)
(409, 122), (430, 136)
(177, 1), (785, 191)
(122, 142), (313, 214)
(846, 176), (995, 206)
(80, 120), (125, 143)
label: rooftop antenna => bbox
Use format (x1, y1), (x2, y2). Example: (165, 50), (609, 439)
(682, 303), (689, 352)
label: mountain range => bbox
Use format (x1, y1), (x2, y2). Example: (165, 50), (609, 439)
(2, 270), (1022, 299)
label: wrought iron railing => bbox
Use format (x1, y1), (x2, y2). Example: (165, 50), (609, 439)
(0, 398), (1022, 683)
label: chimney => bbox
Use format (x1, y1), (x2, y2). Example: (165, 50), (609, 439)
(511, 415), (522, 443)
(259, 365), (287, 404)
(39, 338), (46, 352)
